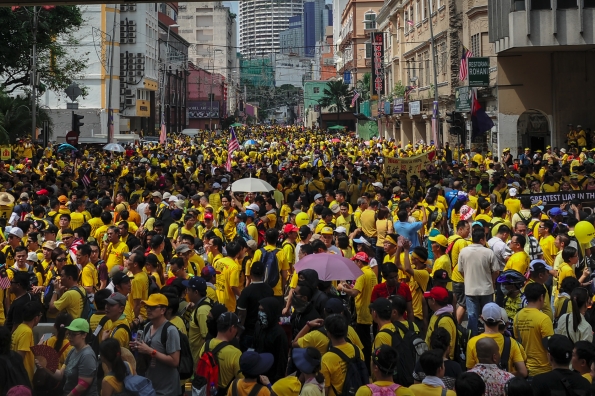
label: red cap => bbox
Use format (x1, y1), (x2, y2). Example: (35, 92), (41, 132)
(283, 224), (298, 234)
(36, 189), (49, 196)
(351, 252), (370, 263)
(204, 213), (213, 220)
(423, 286), (449, 302)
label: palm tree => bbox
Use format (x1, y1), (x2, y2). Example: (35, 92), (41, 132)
(0, 91), (52, 143)
(318, 80), (352, 124)
(356, 72), (371, 101)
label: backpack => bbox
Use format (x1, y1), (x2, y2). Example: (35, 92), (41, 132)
(445, 236), (462, 265)
(87, 315), (110, 357)
(110, 323), (132, 345)
(365, 384), (401, 396)
(123, 363), (156, 396)
(379, 321), (428, 387)
(230, 379), (263, 396)
(193, 339), (231, 395)
(254, 218), (267, 247)
(70, 286), (92, 320)
(516, 211), (532, 226)
(156, 321), (194, 380)
(489, 220), (504, 236)
(553, 298), (571, 328)
(145, 272), (159, 295)
(435, 312), (470, 369)
(7, 264), (38, 287)
(193, 298), (213, 327)
(328, 346), (369, 396)
(260, 248), (280, 288)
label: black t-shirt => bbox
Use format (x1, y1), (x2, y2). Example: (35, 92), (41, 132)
(531, 369), (591, 396)
(5, 293), (34, 331)
(237, 282), (274, 334)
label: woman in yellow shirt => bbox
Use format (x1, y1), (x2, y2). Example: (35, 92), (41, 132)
(42, 312), (74, 366)
(99, 338), (136, 396)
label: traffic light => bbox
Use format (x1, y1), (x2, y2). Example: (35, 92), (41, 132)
(72, 112), (84, 135)
(446, 111), (463, 135)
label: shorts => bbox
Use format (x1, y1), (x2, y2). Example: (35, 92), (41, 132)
(453, 281), (466, 307)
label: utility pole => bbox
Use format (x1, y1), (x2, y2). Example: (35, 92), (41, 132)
(107, 5), (117, 142)
(427, 0), (440, 148)
(31, 6), (38, 139)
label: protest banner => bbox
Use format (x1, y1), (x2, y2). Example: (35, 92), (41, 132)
(519, 190), (595, 215)
(384, 150), (436, 178)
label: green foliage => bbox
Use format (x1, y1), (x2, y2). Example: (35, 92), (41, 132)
(392, 81), (406, 98)
(0, 91), (53, 143)
(0, 6), (89, 95)
(356, 72), (371, 101)
(317, 80), (352, 118)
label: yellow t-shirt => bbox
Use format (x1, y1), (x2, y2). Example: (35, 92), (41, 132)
(539, 235), (558, 267)
(105, 317), (131, 349)
(360, 209), (377, 238)
(513, 307), (554, 376)
(430, 254), (452, 290)
(222, 258), (241, 313)
(503, 251), (530, 275)
(105, 241), (129, 272)
(89, 313), (107, 334)
(129, 271), (149, 319)
(250, 245), (289, 296)
(321, 342), (364, 396)
(353, 265), (378, 325)
(297, 326), (364, 356)
(187, 253), (206, 277)
(554, 295), (573, 319)
(198, 338), (244, 389)
(247, 223), (259, 242)
(557, 262), (576, 292)
(448, 236), (470, 283)
(54, 286), (86, 318)
(80, 263), (98, 290)
(408, 384), (456, 396)
(11, 323), (35, 382)
(374, 321), (420, 350)
(465, 332), (525, 372)
(426, 313), (456, 360)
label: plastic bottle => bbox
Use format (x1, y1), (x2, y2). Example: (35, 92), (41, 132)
(210, 382), (218, 396)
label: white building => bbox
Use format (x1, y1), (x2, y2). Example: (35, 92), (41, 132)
(177, 1), (238, 114)
(40, 4), (160, 141)
(239, 0), (304, 56)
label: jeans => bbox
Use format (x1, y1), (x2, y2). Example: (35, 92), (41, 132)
(466, 294), (493, 336)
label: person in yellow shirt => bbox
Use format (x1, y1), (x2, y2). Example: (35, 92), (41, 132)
(126, 251), (149, 321)
(101, 292), (132, 349)
(48, 265), (86, 319)
(513, 282), (554, 376)
(504, 234), (530, 275)
(355, 344), (416, 396)
(78, 244), (98, 295)
(217, 241), (242, 313)
(11, 300), (42, 382)
(503, 189), (521, 221)
(408, 350), (457, 396)
(249, 229), (289, 296)
(423, 287), (457, 360)
(539, 220), (558, 267)
(320, 314), (366, 396)
(102, 226), (129, 272)
(429, 234), (452, 290)
(341, 251), (378, 374)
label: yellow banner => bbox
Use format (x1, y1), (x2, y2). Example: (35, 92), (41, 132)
(0, 146), (11, 161)
(384, 150), (436, 177)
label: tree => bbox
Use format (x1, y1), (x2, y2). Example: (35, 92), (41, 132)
(318, 80), (352, 123)
(0, 91), (53, 143)
(356, 72), (371, 101)
(0, 6), (88, 95)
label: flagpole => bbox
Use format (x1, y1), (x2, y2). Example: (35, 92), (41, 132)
(427, 0), (440, 149)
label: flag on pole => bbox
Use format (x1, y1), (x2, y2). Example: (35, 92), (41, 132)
(225, 127), (240, 172)
(81, 170), (92, 188)
(159, 113), (166, 144)
(351, 90), (360, 108)
(459, 46), (473, 82)
(407, 19), (414, 26)
(471, 87), (494, 137)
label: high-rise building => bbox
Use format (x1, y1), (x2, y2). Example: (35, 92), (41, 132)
(303, 0), (332, 57)
(239, 0), (304, 56)
(279, 15), (304, 57)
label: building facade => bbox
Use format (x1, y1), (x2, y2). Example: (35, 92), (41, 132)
(239, 0), (304, 56)
(187, 64), (226, 130)
(280, 15), (305, 56)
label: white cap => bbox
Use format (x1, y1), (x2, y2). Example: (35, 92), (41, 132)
(212, 182), (222, 189)
(371, 182), (383, 188)
(247, 203), (260, 212)
(163, 192), (172, 200)
(9, 228), (23, 239)
(221, 178), (228, 183)
(168, 196), (178, 202)
(335, 226), (347, 234)
(27, 252), (39, 262)
(509, 188), (517, 197)
(481, 302), (504, 324)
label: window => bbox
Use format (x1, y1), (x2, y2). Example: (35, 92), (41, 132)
(439, 41), (447, 74)
(586, 0), (595, 7)
(531, 0), (551, 9)
(365, 42), (372, 58)
(364, 12), (376, 30)
(423, 0), (427, 19)
(471, 33), (481, 57)
(424, 51), (430, 87)
(415, 1), (419, 23)
(557, 0), (577, 8)
(417, 54), (423, 86)
(313, 87), (320, 94)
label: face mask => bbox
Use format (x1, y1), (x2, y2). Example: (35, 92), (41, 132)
(500, 284), (511, 296)
(291, 296), (309, 313)
(258, 311), (268, 327)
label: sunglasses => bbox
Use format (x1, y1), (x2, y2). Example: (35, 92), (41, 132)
(56, 257), (66, 262)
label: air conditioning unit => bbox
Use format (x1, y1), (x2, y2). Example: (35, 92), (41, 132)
(120, 82), (128, 88)
(125, 98), (136, 106)
(128, 20), (136, 26)
(121, 71), (128, 77)
(120, 26), (127, 32)
(121, 32), (128, 39)
(125, 89), (134, 96)
(128, 25), (136, 32)
(136, 71), (143, 76)
(128, 32), (136, 39)
(136, 53), (143, 58)
(128, 38), (136, 44)
(128, 64), (136, 70)
(127, 52), (134, 58)
(120, 96), (126, 104)
(120, 88), (126, 95)
(129, 5), (136, 11)
(120, 5), (128, 12)
(127, 77), (136, 83)
(136, 64), (143, 70)
(138, 57), (145, 63)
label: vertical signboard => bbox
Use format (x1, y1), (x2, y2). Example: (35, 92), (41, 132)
(393, 97), (404, 114)
(371, 32), (385, 96)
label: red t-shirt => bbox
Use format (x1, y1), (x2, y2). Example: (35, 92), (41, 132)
(371, 281), (412, 303)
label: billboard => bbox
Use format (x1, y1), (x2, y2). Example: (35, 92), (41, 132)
(188, 101), (220, 119)
(371, 32), (385, 96)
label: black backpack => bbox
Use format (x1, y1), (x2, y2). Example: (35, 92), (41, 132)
(145, 271), (159, 295)
(69, 286), (92, 320)
(500, 334), (512, 372)
(435, 312), (470, 370)
(143, 321), (194, 380)
(8, 264), (38, 287)
(328, 346), (369, 396)
(516, 211), (532, 226)
(110, 323), (132, 345)
(87, 316), (110, 357)
(260, 248), (280, 289)
(379, 321), (428, 386)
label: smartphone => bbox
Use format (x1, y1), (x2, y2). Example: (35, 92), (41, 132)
(136, 330), (144, 342)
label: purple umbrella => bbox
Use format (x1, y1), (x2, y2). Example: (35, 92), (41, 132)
(294, 253), (364, 281)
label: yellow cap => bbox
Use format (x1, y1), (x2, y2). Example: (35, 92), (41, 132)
(429, 234), (448, 247)
(320, 227), (334, 235)
(141, 293), (169, 307)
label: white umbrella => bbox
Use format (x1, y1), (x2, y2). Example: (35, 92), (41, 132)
(103, 143), (125, 153)
(231, 177), (275, 193)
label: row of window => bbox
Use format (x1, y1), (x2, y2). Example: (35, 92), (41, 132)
(528, 0), (595, 9)
(403, 0), (443, 32)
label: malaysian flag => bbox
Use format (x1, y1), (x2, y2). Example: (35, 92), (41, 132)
(159, 113), (166, 145)
(407, 19), (414, 26)
(459, 46), (473, 82)
(81, 170), (92, 188)
(225, 127), (240, 172)
(351, 90), (360, 108)
(0, 266), (10, 289)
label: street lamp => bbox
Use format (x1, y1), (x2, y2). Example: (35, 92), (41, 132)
(161, 23), (179, 136)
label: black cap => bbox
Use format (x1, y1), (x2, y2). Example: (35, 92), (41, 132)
(251, 261), (265, 277)
(369, 298), (393, 317)
(112, 272), (131, 285)
(217, 312), (244, 330)
(324, 298), (345, 314)
(546, 335), (573, 361)
(433, 269), (452, 282)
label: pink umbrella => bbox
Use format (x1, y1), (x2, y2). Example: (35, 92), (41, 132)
(294, 253), (363, 281)
(331, 138), (341, 143)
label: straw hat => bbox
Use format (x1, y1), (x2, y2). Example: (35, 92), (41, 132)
(0, 192), (15, 205)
